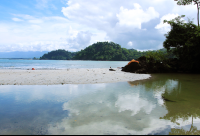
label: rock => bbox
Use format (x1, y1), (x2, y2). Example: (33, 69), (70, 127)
(121, 62), (142, 73)
(122, 56), (178, 74)
(109, 67), (116, 71)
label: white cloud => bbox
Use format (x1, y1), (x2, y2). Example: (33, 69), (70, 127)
(0, 14), (101, 52)
(116, 4), (159, 29)
(66, 27), (93, 49)
(75, 31), (92, 46)
(172, 3), (197, 18)
(90, 31), (108, 45)
(12, 14), (35, 20)
(0, 0), (198, 52)
(62, 3), (80, 18)
(28, 19), (43, 24)
(155, 13), (180, 34)
(127, 41), (133, 46)
(12, 18), (23, 22)
(61, 0), (165, 50)
(35, 0), (49, 9)
(62, 1), (160, 31)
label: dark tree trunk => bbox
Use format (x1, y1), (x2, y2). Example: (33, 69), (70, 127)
(197, 3), (199, 27)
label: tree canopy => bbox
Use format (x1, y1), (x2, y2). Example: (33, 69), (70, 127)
(163, 15), (200, 72)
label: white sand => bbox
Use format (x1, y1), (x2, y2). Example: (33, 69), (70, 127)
(0, 68), (151, 85)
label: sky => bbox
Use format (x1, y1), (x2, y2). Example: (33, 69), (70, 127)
(0, 0), (198, 52)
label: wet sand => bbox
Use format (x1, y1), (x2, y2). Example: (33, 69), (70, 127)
(0, 68), (151, 85)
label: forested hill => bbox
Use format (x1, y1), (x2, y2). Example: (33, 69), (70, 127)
(72, 42), (146, 61)
(40, 49), (76, 60)
(39, 42), (168, 61)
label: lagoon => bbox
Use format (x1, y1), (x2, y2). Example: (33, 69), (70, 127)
(0, 73), (200, 135)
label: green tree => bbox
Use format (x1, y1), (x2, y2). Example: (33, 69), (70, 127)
(163, 15), (200, 72)
(145, 50), (173, 64)
(175, 0), (200, 27)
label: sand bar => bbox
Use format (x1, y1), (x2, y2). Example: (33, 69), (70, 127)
(0, 68), (151, 85)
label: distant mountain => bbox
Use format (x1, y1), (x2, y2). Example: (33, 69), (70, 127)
(0, 51), (48, 58)
(40, 49), (77, 60)
(1, 43), (168, 61)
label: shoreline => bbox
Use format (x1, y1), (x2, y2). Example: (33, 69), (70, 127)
(0, 68), (151, 85)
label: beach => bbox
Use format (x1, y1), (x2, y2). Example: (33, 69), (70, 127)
(0, 68), (151, 85)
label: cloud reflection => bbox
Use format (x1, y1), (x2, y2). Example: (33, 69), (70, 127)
(0, 78), (192, 135)
(115, 94), (156, 116)
(47, 82), (171, 135)
(0, 84), (106, 103)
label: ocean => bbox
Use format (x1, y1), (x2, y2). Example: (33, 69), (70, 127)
(0, 59), (129, 70)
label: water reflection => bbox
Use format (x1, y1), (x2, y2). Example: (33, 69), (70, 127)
(129, 73), (200, 135)
(47, 82), (170, 135)
(170, 117), (200, 135)
(0, 74), (200, 135)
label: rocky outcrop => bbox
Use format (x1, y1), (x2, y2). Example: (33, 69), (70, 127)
(122, 56), (178, 74)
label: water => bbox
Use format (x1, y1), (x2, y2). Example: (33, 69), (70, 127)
(0, 59), (129, 69)
(0, 73), (200, 135)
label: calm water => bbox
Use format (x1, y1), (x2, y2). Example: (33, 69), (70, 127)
(0, 73), (200, 135)
(0, 59), (129, 69)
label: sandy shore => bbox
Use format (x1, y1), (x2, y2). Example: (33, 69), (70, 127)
(0, 68), (151, 85)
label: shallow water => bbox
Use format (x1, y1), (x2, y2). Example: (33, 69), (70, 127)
(0, 73), (200, 135)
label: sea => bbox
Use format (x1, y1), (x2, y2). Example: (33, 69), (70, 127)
(0, 59), (200, 135)
(0, 59), (129, 70)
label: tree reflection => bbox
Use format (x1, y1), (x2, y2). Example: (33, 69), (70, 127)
(128, 74), (200, 134)
(128, 74), (177, 91)
(170, 115), (200, 135)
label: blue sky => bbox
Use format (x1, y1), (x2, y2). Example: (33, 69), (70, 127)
(0, 0), (65, 19)
(0, 0), (198, 52)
